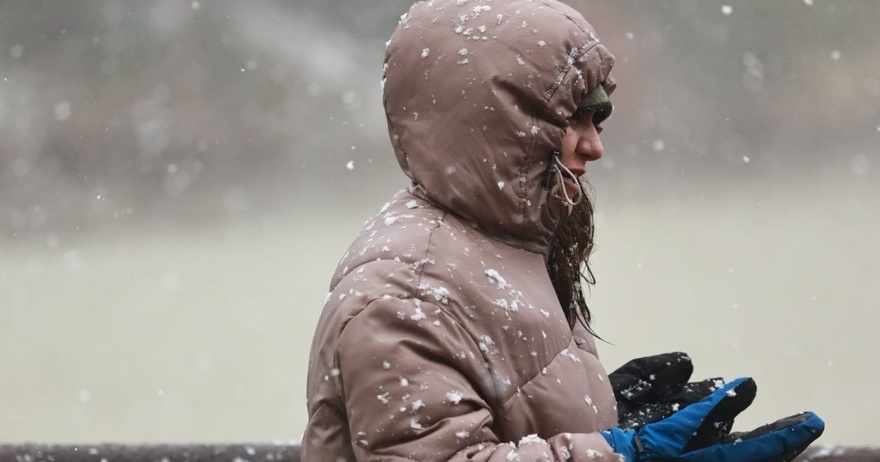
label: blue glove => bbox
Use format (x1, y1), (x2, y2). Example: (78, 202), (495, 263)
(601, 377), (825, 462)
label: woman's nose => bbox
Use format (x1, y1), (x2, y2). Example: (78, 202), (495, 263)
(575, 125), (603, 161)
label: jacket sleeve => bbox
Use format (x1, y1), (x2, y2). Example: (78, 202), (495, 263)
(335, 297), (623, 461)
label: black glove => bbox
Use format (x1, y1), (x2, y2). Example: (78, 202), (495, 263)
(609, 352), (725, 429)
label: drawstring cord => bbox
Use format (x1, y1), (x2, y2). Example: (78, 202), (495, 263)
(552, 154), (582, 206)
(542, 151), (560, 191)
(542, 151), (582, 206)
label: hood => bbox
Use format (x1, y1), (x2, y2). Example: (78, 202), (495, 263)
(383, 0), (615, 254)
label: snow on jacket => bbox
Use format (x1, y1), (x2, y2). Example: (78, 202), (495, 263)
(304, 0), (619, 460)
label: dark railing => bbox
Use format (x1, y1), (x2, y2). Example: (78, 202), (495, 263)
(1, 444), (878, 461)
(0, 444), (299, 462)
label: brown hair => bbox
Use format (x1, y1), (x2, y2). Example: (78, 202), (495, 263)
(546, 179), (597, 333)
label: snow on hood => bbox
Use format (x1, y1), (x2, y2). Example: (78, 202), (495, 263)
(383, 0), (615, 253)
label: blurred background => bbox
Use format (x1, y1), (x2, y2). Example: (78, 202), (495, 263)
(1, 0), (878, 446)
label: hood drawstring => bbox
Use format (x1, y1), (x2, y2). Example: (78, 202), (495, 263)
(542, 151), (561, 191)
(546, 152), (583, 206)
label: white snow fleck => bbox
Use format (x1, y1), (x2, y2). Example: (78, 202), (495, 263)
(583, 394), (598, 413)
(726, 389), (737, 397)
(540, 309), (550, 318)
(54, 101), (72, 121)
(516, 55), (525, 66)
(560, 349), (581, 363)
(537, 40), (546, 47)
(625, 32), (634, 40)
(384, 216), (398, 226)
(497, 181), (505, 190)
(459, 48), (469, 56)
(421, 48), (430, 59)
(410, 418), (424, 432)
(446, 391), (463, 404)
(377, 393), (391, 404)
(478, 335), (495, 354)
(400, 377), (410, 387)
(411, 307), (427, 321)
(560, 446), (571, 459)
(721, 5), (733, 15)
(418, 283), (450, 304)
(516, 131), (527, 138)
(743, 156), (750, 163)
(456, 430), (470, 439)
(382, 361), (391, 369)
(518, 434), (545, 446)
(411, 399), (425, 411)
(406, 200), (419, 209)
(411, 258), (436, 271)
(484, 269), (510, 289)
(803, 0), (813, 4)
(831, 50), (841, 61)
(649, 139), (666, 152)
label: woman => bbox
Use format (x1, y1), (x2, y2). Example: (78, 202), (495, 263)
(303, 1), (822, 460)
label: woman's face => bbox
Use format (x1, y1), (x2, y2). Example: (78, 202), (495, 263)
(559, 111), (604, 198)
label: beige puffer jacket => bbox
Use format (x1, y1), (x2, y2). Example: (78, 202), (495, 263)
(304, 0), (620, 460)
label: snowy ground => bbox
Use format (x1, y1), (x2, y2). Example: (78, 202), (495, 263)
(1, 174), (877, 445)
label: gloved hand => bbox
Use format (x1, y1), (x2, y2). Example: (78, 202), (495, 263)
(601, 377), (825, 462)
(609, 351), (725, 429)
